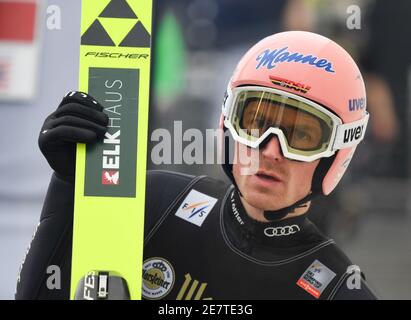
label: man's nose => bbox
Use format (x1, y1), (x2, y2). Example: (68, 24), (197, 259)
(261, 135), (284, 161)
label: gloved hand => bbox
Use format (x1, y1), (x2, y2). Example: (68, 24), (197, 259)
(38, 91), (109, 183)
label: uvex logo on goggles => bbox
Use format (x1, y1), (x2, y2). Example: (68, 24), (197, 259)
(333, 117), (368, 150)
(343, 125), (364, 143)
(256, 47), (335, 73)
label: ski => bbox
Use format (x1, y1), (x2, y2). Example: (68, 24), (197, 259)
(70, 0), (153, 300)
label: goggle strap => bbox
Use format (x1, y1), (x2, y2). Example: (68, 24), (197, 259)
(222, 84), (233, 117)
(333, 112), (369, 150)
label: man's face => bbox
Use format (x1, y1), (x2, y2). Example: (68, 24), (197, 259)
(232, 136), (320, 211)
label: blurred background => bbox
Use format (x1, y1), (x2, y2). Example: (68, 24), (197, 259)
(1, 0), (410, 299)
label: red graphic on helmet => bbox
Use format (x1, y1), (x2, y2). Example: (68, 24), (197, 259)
(269, 75), (311, 93)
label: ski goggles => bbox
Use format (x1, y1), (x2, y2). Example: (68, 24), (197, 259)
(223, 86), (369, 162)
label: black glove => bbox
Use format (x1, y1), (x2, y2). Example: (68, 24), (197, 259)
(38, 91), (109, 183)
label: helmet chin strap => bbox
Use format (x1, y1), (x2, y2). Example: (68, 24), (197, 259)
(263, 191), (319, 221)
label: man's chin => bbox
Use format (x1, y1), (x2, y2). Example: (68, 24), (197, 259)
(243, 190), (288, 212)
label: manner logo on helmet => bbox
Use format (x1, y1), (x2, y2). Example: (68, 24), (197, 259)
(296, 260), (336, 299)
(81, 0), (150, 48)
(269, 75), (311, 94)
(256, 47), (335, 73)
(175, 190), (218, 227)
(142, 257), (175, 300)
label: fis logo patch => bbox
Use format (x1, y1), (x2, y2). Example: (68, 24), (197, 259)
(102, 171), (119, 185)
(175, 190), (218, 227)
(296, 260), (336, 299)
